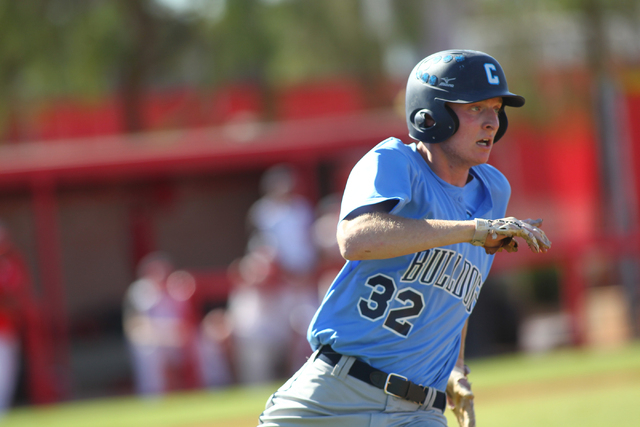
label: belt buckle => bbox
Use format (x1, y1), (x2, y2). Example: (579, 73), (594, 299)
(384, 373), (408, 398)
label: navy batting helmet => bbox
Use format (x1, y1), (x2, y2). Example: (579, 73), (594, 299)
(405, 49), (524, 144)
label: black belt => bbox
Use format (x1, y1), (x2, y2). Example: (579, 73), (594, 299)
(317, 345), (446, 412)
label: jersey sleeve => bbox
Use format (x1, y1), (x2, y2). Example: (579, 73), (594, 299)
(339, 138), (415, 221)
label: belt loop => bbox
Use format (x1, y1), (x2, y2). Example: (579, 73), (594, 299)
(311, 347), (321, 362)
(331, 355), (356, 379)
(419, 387), (436, 411)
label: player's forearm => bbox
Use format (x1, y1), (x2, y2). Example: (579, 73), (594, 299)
(338, 212), (476, 260)
(456, 320), (469, 370)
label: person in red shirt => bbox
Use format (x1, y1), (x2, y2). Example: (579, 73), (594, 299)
(0, 223), (35, 413)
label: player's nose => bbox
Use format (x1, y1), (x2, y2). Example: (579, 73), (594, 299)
(483, 110), (499, 131)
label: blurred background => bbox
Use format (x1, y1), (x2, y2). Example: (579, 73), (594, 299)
(0, 0), (638, 413)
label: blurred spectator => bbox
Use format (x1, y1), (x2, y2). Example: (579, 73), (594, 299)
(0, 223), (34, 414)
(227, 239), (316, 384)
(226, 164), (323, 384)
(247, 164), (318, 279)
(312, 194), (344, 300)
(226, 242), (288, 384)
(122, 253), (200, 396)
(197, 308), (233, 388)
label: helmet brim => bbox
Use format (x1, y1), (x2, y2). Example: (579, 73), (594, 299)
(502, 93), (525, 108)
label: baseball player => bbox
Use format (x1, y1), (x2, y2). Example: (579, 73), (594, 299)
(258, 49), (551, 427)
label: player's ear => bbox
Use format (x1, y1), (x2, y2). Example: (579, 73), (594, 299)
(412, 109), (436, 130)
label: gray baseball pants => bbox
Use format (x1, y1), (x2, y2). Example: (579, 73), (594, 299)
(258, 349), (448, 427)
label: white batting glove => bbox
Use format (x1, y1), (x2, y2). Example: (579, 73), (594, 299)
(470, 217), (551, 253)
(446, 365), (475, 427)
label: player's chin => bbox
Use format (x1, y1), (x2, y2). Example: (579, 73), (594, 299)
(470, 153), (491, 166)
(472, 142), (492, 154)
(475, 145), (492, 156)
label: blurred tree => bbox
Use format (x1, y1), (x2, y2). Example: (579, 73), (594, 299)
(199, 0), (411, 113)
(0, 2), (59, 141)
(56, 0), (196, 133)
(0, 0), (198, 136)
(0, 0), (430, 138)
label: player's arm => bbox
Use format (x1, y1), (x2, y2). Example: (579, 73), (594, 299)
(338, 201), (477, 261)
(339, 203), (550, 261)
(456, 319), (468, 370)
(447, 320), (475, 427)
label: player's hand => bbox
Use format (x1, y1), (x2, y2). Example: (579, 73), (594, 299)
(482, 235), (517, 255)
(471, 217), (551, 253)
(446, 365), (475, 427)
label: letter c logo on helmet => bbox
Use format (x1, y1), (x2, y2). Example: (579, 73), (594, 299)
(405, 50), (525, 144)
(484, 63), (500, 85)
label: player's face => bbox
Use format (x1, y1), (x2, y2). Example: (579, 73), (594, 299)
(441, 97), (503, 169)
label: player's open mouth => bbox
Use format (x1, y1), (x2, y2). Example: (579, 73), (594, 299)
(476, 138), (491, 147)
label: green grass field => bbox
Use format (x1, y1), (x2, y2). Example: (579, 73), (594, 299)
(3, 342), (640, 427)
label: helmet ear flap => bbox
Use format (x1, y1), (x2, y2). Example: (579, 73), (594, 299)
(494, 108), (509, 143)
(412, 109), (436, 131)
(408, 105), (458, 143)
(444, 104), (459, 135)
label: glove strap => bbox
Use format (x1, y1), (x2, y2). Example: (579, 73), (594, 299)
(470, 219), (490, 247)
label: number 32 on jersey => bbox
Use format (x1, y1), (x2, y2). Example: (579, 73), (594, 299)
(357, 274), (425, 337)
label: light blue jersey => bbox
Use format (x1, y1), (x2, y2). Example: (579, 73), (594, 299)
(308, 137), (510, 392)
